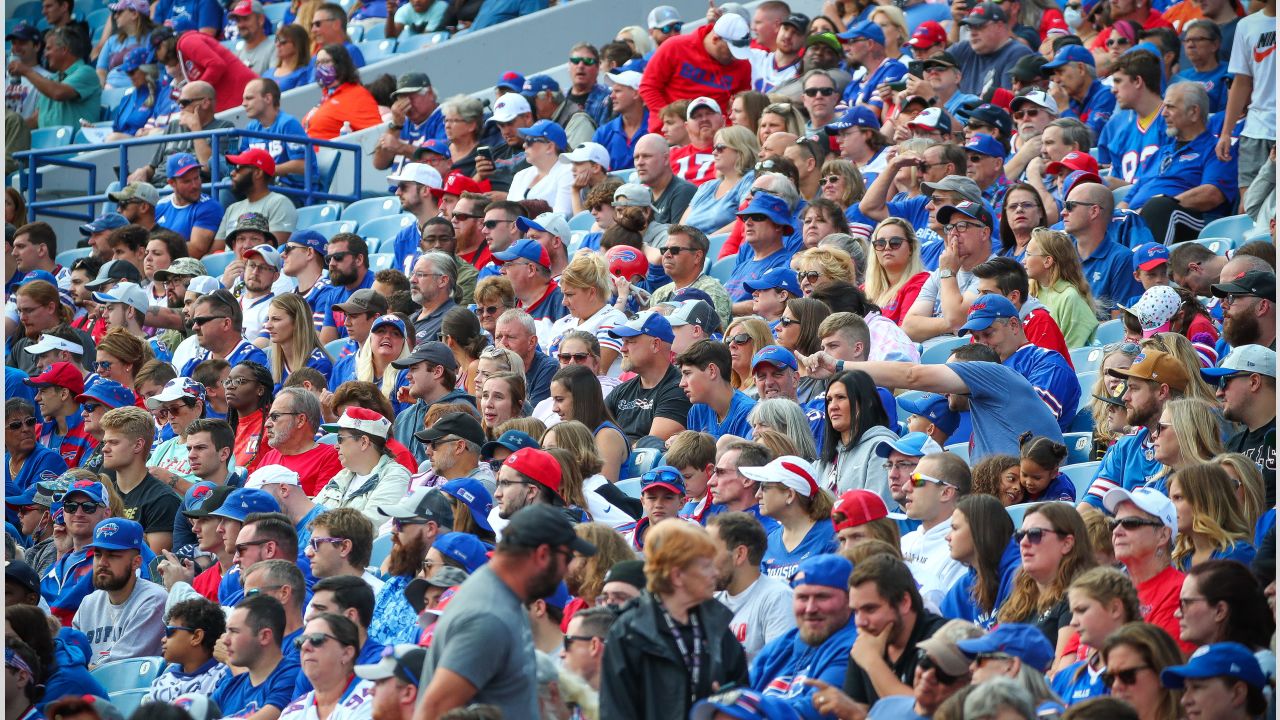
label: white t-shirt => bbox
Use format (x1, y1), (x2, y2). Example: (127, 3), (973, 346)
(900, 518), (967, 609)
(716, 574), (796, 661)
(544, 304), (629, 376)
(746, 47), (801, 94)
(582, 474), (635, 527)
(216, 192), (299, 240)
(507, 162), (575, 216)
(278, 680), (375, 720)
(1228, 10), (1276, 140)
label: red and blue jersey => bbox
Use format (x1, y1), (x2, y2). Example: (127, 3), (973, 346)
(39, 409), (97, 469)
(6, 443), (67, 492)
(1126, 129), (1239, 215)
(1098, 107), (1167, 183)
(749, 616), (858, 719)
(1003, 344), (1081, 430)
(761, 520), (837, 582)
(1082, 427), (1161, 508)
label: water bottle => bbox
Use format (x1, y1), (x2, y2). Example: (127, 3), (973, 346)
(8, 54), (20, 87)
(339, 121), (352, 136)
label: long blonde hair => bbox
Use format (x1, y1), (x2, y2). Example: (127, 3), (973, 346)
(1142, 334), (1219, 406)
(865, 217), (924, 308)
(354, 319), (410, 400)
(1028, 228), (1097, 314)
(1214, 452), (1266, 531)
(1169, 463), (1251, 568)
(268, 293), (331, 386)
(724, 316), (773, 390)
(1090, 344), (1140, 446)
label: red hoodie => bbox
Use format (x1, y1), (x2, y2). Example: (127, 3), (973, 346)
(639, 25), (751, 133)
(176, 31), (258, 113)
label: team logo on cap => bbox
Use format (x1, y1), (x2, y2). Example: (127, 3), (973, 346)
(97, 522), (119, 537)
(192, 485), (212, 500)
(73, 479), (94, 489)
(455, 488), (476, 503)
(970, 302), (988, 312)
(1134, 352), (1147, 363)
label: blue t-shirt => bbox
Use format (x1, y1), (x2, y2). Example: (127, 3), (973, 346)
(1082, 428), (1160, 508)
(1126, 130), (1238, 215)
(1175, 539), (1256, 571)
(1078, 237), (1144, 315)
(97, 32), (150, 89)
(937, 539), (1020, 630)
(155, 195), (224, 239)
(1065, 79), (1116, 140)
(686, 390), (756, 438)
(726, 245), (795, 302)
(243, 111), (316, 191)
(1025, 472), (1078, 503)
(1004, 344), (1081, 430)
(323, 271), (376, 333)
(1051, 660), (1108, 706)
(386, 108), (447, 177)
(265, 65), (311, 92)
(684, 172), (756, 236)
(842, 58), (908, 109)
(153, 0), (224, 33)
(592, 110), (649, 172)
(210, 655), (299, 718)
(761, 520), (838, 582)
(1098, 108), (1167, 184)
(110, 83), (156, 135)
(867, 695), (928, 720)
(1173, 64), (1230, 114)
(947, 361), (1063, 461)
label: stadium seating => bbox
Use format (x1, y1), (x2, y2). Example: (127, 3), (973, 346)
(709, 257), (735, 283)
(1076, 372), (1098, 410)
(344, 196), (405, 229)
(370, 252), (395, 270)
(1199, 213), (1255, 240)
(1063, 432), (1092, 465)
(370, 533), (393, 567)
(262, 2), (289, 24)
(944, 443), (969, 463)
(1061, 461), (1100, 501)
(108, 689), (149, 716)
(396, 33), (438, 53)
(200, 251), (236, 278)
(100, 86), (130, 115)
(89, 656), (165, 692)
(630, 447), (660, 477)
(615, 477), (642, 499)
(55, 247), (92, 267)
(311, 220), (359, 239)
(1094, 319), (1124, 346)
(1066, 406), (1094, 433)
(920, 336), (968, 365)
(325, 338), (348, 357)
(30, 126), (74, 150)
(568, 211), (594, 231)
(296, 203), (343, 228)
(1069, 346), (1104, 373)
(363, 24), (387, 41)
(358, 39), (398, 63)
(362, 214), (416, 251)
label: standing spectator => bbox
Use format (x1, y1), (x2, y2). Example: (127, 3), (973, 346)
(1214, 0), (1275, 198)
(946, 3), (1035, 97)
(304, 44), (382, 140)
(838, 20), (906, 116)
(72, 518), (167, 667)
(147, 597), (228, 702)
(6, 27), (101, 129)
(1105, 487), (1194, 653)
(708, 511), (794, 661)
(152, 0), (222, 35)
(158, 29), (256, 113)
(1098, 51), (1168, 184)
(229, 0), (275, 74)
(639, 14), (753, 134)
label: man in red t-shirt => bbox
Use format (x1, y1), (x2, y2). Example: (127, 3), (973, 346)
(972, 257), (1073, 367)
(255, 387), (343, 496)
(669, 97), (726, 186)
(639, 13), (753, 134)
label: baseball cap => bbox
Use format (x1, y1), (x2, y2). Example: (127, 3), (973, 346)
(433, 532), (489, 573)
(145, 377), (206, 409)
(964, 133), (1004, 158)
(378, 487), (454, 526)
(92, 281), (149, 315)
(480, 430), (540, 460)
(1010, 90), (1058, 115)
(743, 267), (801, 297)
(225, 147), (276, 176)
(832, 489), (889, 531)
(686, 96), (722, 120)
(1161, 643), (1267, 690)
(959, 293), (1019, 334)
(516, 211), (572, 241)
(227, 213), (273, 244)
(109, 0), (150, 12)
(838, 19), (885, 45)
(921, 175), (984, 204)
(736, 194), (794, 231)
(334, 288), (389, 316)
(391, 72), (432, 96)
(613, 183), (655, 209)
(1010, 54), (1048, 83)
(391, 341), (459, 371)
(170, 696), (222, 720)
(669, 300), (718, 336)
(228, 0), (263, 15)
(88, 518), (145, 552)
(609, 311), (675, 343)
(356, 644), (430, 685)
(440, 478), (494, 532)
(604, 70), (643, 91)
(385, 162), (443, 190)
(806, 32), (841, 53)
(1107, 348), (1190, 391)
(1120, 285), (1181, 337)
(961, 3), (1009, 26)
(5, 560), (40, 597)
(414, 411), (486, 447)
(495, 71), (526, 93)
(5, 21), (41, 42)
(790, 554), (853, 590)
(1201, 344), (1277, 382)
(1045, 150), (1100, 176)
(321, 406), (392, 439)
(559, 142), (612, 171)
(521, 75), (560, 97)
(79, 212), (128, 237)
(75, 377), (135, 409)
(181, 484), (234, 518)
(825, 106), (880, 134)
(244, 465), (301, 489)
(917, 621), (985, 678)
(208, 488), (280, 523)
(751, 345), (799, 372)
(1043, 44), (1096, 70)
(152, 257), (207, 282)
(1104, 485), (1178, 539)
(782, 13), (810, 31)
(435, 172), (484, 200)
(909, 107), (953, 135)
(493, 238), (553, 269)
(188, 276), (222, 295)
(502, 447), (563, 495)
(108, 182), (160, 207)
(956, 623), (1055, 672)
(179, 481), (218, 515)
(24, 333), (84, 356)
(938, 200), (994, 229)
(713, 13), (753, 59)
(64, 479), (110, 505)
(24, 362), (85, 396)
(500, 504), (598, 556)
(958, 103), (1013, 137)
(491, 92), (532, 123)
(739, 456), (821, 498)
(691, 688), (799, 720)
(874, 431), (945, 459)
(647, 5), (681, 29)
(120, 46), (151, 74)
(166, 152), (201, 179)
(897, 394), (960, 435)
(908, 20), (946, 49)
(1211, 270), (1276, 300)
(640, 466), (686, 496)
(517, 119), (568, 152)
(1062, 170), (1104, 197)
(1130, 243), (1169, 273)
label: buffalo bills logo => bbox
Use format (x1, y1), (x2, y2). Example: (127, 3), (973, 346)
(73, 480), (94, 489)
(1134, 352), (1148, 363)
(1235, 271), (1247, 280)
(97, 522), (119, 537)
(970, 302), (988, 312)
(613, 248), (641, 263)
(192, 485), (212, 501)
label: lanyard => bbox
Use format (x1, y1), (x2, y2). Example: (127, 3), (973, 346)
(658, 602), (704, 706)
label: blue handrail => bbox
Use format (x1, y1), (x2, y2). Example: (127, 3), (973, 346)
(15, 128), (363, 223)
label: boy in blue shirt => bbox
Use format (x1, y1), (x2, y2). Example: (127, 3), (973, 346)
(211, 594), (299, 719)
(677, 339), (756, 439)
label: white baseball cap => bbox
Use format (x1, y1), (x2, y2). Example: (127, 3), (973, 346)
(1103, 486), (1179, 540)
(647, 5), (681, 29)
(320, 406), (393, 439)
(558, 141), (612, 172)
(605, 70), (643, 91)
(187, 276), (223, 295)
(713, 13), (753, 59)
(23, 333), (84, 356)
(686, 96), (722, 120)
(1010, 89), (1059, 115)
(245, 243), (283, 271)
(491, 92), (531, 123)
(739, 456), (822, 498)
(386, 162), (443, 190)
(92, 281), (149, 315)
(245, 464), (301, 489)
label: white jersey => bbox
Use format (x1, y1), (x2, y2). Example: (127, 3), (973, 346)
(715, 574), (796, 661)
(1228, 10), (1277, 140)
(278, 679), (375, 720)
(901, 518), (967, 609)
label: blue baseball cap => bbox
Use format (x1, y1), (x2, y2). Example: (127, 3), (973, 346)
(790, 554), (853, 590)
(496, 70), (526, 92)
(897, 394), (960, 435)
(960, 293), (1020, 334)
(837, 19), (885, 46)
(672, 287), (716, 306)
(956, 623), (1056, 672)
(543, 581), (572, 610)
(1132, 242), (1170, 272)
(64, 479), (109, 505)
(76, 377), (137, 409)
(432, 532), (489, 573)
(964, 133), (1004, 158)
(480, 430), (540, 460)
(493, 238), (553, 269)
(418, 138), (451, 158)
(120, 46), (151, 74)
(6, 21), (42, 43)
(609, 310), (675, 343)
(691, 688), (801, 720)
(166, 152), (201, 179)
(744, 267), (802, 297)
(736, 193), (794, 231)
(21, 269), (58, 286)
(7, 485), (40, 506)
(1161, 642), (1267, 690)
(1125, 41), (1162, 59)
(751, 345), (799, 372)
(208, 488), (280, 522)
(1043, 44), (1095, 70)
(370, 314), (408, 338)
(180, 481), (219, 514)
(440, 477), (494, 532)
(78, 212), (128, 237)
(287, 229), (328, 255)
(825, 106), (880, 134)
(87, 518), (145, 552)
(521, 75), (560, 96)
(874, 430), (944, 459)
(640, 465), (686, 496)
(516, 119), (568, 152)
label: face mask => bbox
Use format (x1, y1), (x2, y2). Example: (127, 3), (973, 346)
(1064, 7), (1083, 30)
(315, 63), (337, 87)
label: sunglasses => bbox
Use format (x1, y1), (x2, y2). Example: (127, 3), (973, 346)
(1012, 108), (1041, 121)
(1150, 421), (1174, 438)
(1102, 341), (1141, 354)
(7, 417), (38, 431)
(475, 304), (505, 316)
(327, 252), (354, 264)
(910, 472), (955, 489)
(872, 237), (906, 251)
(1103, 665), (1149, 687)
(309, 536), (346, 552)
(803, 87), (836, 97)
(797, 270), (822, 282)
(820, 175), (842, 186)
(641, 468), (683, 487)
(1063, 200), (1099, 213)
(93, 360), (113, 371)
(741, 214), (770, 223)
(1105, 37), (1133, 48)
(235, 539), (272, 554)
(191, 315), (229, 327)
(177, 98), (201, 107)
(294, 632), (338, 649)
(1212, 372), (1250, 389)
(452, 212), (481, 222)
(568, 56), (598, 65)
(1014, 527), (1065, 545)
(777, 316), (800, 327)
(392, 517), (428, 532)
(482, 219), (515, 229)
(558, 352), (591, 363)
(62, 501), (103, 515)
(712, 144), (729, 153)
(164, 625), (195, 637)
(563, 634), (598, 651)
(154, 404), (190, 420)
(1108, 516), (1165, 532)
(917, 649), (964, 685)
(662, 245), (698, 257)
(727, 332), (752, 345)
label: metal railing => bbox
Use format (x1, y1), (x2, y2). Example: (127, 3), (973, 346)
(15, 127), (363, 223)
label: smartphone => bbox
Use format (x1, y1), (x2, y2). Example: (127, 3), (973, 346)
(908, 61), (925, 78)
(476, 146), (493, 162)
(888, 79), (909, 91)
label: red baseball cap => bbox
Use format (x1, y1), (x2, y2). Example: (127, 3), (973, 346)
(832, 489), (889, 531)
(1046, 150), (1099, 176)
(503, 447), (562, 495)
(988, 87), (1014, 111)
(23, 361), (85, 396)
(228, 0), (263, 16)
(431, 172), (483, 200)
(907, 21), (946, 49)
(225, 147), (276, 177)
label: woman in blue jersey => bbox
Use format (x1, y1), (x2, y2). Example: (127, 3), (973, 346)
(1167, 464), (1256, 571)
(1050, 566), (1141, 706)
(279, 613), (373, 720)
(5, 399), (68, 494)
(105, 48), (157, 139)
(264, 24), (312, 92)
(745, 455), (837, 582)
(549, 364), (631, 483)
(940, 494), (1019, 630)
(680, 125), (758, 235)
(265, 293), (333, 392)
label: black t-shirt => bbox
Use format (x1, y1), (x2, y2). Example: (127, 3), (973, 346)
(1032, 596), (1072, 647)
(605, 365), (692, 443)
(652, 176), (698, 226)
(114, 474), (182, 536)
(1228, 421), (1276, 506)
(843, 609), (947, 705)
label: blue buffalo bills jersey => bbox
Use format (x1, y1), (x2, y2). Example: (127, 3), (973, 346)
(1098, 108), (1167, 183)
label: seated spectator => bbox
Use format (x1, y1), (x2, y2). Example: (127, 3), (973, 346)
(7, 27), (101, 129)
(508, 120), (573, 216)
(724, 194), (792, 309)
(523, 75), (597, 150)
(743, 455), (837, 581)
(494, 240), (566, 325)
(669, 97), (724, 186)
(1060, 182), (1144, 316)
(593, 70), (648, 171)
(637, 13), (752, 134)
(1100, 623), (1186, 720)
(127, 80), (234, 189)
(1168, 463), (1255, 570)
(215, 149), (298, 244)
(229, 0), (275, 75)
(282, 613), (371, 718)
(147, 597), (228, 702)
(71, 518), (167, 667)
(649, 225), (733, 328)
(1177, 559), (1274, 658)
(677, 340), (756, 440)
(240, 78), (317, 197)
(308, 2), (367, 72)
(104, 48), (158, 140)
(265, 23), (312, 92)
(373, 73), (446, 174)
(315, 407), (411, 524)
(386, 0), (440, 37)
(606, 311), (691, 443)
(257, 387), (343, 495)
(1172, 20), (1228, 113)
(1162, 642), (1270, 720)
(939, 494), (1017, 629)
(682, 125), (759, 236)
(958, 623), (1063, 713)
(971, 256), (1072, 365)
(865, 218), (929, 326)
(899, 199), (996, 343)
(304, 44), (383, 140)
(1043, 46), (1115, 143)
(1050, 566), (1141, 705)
(4, 22), (47, 127)
(210, 595), (300, 718)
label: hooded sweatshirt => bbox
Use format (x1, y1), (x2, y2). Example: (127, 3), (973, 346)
(817, 424), (900, 507)
(42, 628), (109, 710)
(638, 24), (751, 133)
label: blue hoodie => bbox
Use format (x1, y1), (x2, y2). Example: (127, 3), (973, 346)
(938, 540), (1022, 630)
(42, 628), (109, 710)
(750, 616), (858, 719)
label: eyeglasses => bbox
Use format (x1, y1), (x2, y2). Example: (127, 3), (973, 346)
(496, 478), (532, 489)
(475, 304), (505, 317)
(1178, 596), (1209, 612)
(164, 625), (195, 637)
(1150, 421), (1174, 438)
(712, 144), (728, 153)
(1012, 108), (1041, 121)
(7, 417), (37, 431)
(662, 245), (698, 256)
(563, 634), (598, 651)
(62, 501), (103, 515)
(1220, 293), (1257, 308)
(452, 212), (481, 222)
(910, 472), (956, 489)
(93, 360), (113, 371)
(558, 352), (591, 363)
(1063, 200), (1099, 213)
(942, 221), (982, 234)
(803, 87), (836, 97)
(177, 98), (202, 107)
(872, 237), (906, 251)
(917, 649), (963, 685)
(483, 219), (515, 229)
(191, 315), (229, 327)
(309, 537), (347, 552)
(294, 632), (338, 649)
(235, 539), (272, 555)
(1014, 527), (1065, 545)
(311, 16), (336, 25)
(1103, 665), (1150, 687)
(392, 517), (428, 532)
(223, 376), (255, 388)
(327, 252), (354, 264)
(1108, 516), (1165, 532)
(882, 460), (919, 472)
(1005, 201), (1038, 213)
(1212, 372), (1250, 389)
(267, 411), (300, 423)
(797, 270), (822, 283)
(777, 316), (800, 327)
(1183, 35), (1215, 45)
(245, 262), (277, 274)
(820, 175), (842, 186)
(727, 332), (753, 345)
(568, 56), (598, 65)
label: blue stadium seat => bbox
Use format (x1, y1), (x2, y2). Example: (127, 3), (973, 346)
(90, 657), (165, 692)
(706, 233), (730, 260)
(709, 256), (735, 283)
(100, 86), (130, 114)
(370, 253), (394, 270)
(344, 196), (404, 229)
(317, 146), (342, 191)
(312, 220), (358, 239)
(1093, 319), (1123, 346)
(325, 338), (348, 357)
(568, 211), (594, 231)
(346, 23), (365, 42)
(615, 478), (642, 499)
(363, 24), (386, 40)
(109, 689), (149, 717)
(904, 2), (950, 31)
(1064, 432), (1092, 465)
(1076, 372), (1097, 410)
(56, 247), (92, 267)
(362, 214), (415, 250)
(920, 336), (968, 365)
(200, 251), (236, 278)
(1061, 461), (1100, 501)
(262, 2), (289, 25)
(11, 1), (43, 23)
(30, 126), (74, 150)
(1066, 407), (1094, 433)
(1070, 345), (1104, 372)
(296, 203), (342, 227)
(87, 7), (110, 35)
(1199, 213), (1255, 240)
(396, 33), (435, 53)
(1007, 502), (1037, 528)
(358, 39), (397, 63)
(608, 169), (636, 183)
(1243, 230), (1272, 246)
(369, 533), (393, 567)
(630, 447), (660, 476)
(1112, 185), (1131, 205)
(944, 443), (969, 463)
(1194, 237), (1232, 255)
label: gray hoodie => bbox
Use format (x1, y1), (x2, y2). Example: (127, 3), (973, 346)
(817, 424), (901, 507)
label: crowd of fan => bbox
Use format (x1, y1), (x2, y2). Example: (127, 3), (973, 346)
(4, 0), (1280, 718)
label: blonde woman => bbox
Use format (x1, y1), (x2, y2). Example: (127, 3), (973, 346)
(264, 293), (333, 391)
(792, 246), (856, 297)
(1024, 227), (1099, 348)
(724, 316), (773, 396)
(1214, 452), (1266, 534)
(547, 253), (628, 375)
(1148, 398), (1226, 494)
(681, 125), (759, 235)
(869, 6), (909, 60)
(818, 158), (866, 210)
(1168, 463), (1255, 570)
(474, 344), (526, 392)
(756, 101), (806, 145)
(865, 217), (929, 325)
(541, 420), (636, 526)
(354, 314), (411, 408)
(1089, 342), (1139, 458)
